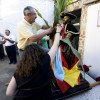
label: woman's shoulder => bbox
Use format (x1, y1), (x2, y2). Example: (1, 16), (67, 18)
(43, 53), (50, 59)
(41, 53), (51, 64)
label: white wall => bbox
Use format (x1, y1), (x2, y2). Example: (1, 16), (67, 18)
(83, 3), (100, 78)
(0, 0), (54, 42)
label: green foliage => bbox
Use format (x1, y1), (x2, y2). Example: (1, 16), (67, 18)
(53, 0), (74, 27)
(66, 0), (74, 5)
(61, 37), (85, 78)
(35, 8), (43, 18)
(35, 0), (74, 28)
(35, 8), (49, 28)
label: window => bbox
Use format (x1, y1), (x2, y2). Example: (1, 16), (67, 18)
(97, 10), (100, 27)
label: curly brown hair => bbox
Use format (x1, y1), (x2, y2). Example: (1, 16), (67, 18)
(16, 44), (45, 77)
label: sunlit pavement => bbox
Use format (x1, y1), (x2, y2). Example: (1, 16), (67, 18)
(0, 56), (100, 100)
(0, 56), (18, 100)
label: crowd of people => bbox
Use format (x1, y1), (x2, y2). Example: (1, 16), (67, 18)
(0, 5), (79, 100)
(5, 6), (62, 100)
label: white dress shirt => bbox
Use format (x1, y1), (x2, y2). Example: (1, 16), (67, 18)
(4, 34), (15, 46)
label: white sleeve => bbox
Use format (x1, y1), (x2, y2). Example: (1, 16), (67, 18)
(0, 33), (4, 37)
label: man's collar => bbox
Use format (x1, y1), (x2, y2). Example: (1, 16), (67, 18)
(23, 19), (32, 26)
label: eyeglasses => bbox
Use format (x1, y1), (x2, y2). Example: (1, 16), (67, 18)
(30, 13), (37, 16)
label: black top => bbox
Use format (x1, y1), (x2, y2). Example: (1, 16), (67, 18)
(13, 54), (53, 100)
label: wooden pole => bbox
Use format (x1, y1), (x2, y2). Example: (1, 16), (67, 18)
(90, 81), (100, 87)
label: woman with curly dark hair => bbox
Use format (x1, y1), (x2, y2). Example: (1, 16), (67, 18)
(6, 26), (62, 100)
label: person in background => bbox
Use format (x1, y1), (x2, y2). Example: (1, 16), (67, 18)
(6, 26), (62, 100)
(0, 33), (4, 60)
(2, 30), (17, 64)
(17, 6), (53, 57)
(40, 35), (50, 49)
(0, 33), (4, 37)
(0, 41), (4, 60)
(0, 33), (5, 60)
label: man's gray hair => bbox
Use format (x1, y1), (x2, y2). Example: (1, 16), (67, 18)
(23, 6), (35, 16)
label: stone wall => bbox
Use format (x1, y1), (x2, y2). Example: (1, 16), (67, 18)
(78, 1), (100, 61)
(66, 0), (82, 12)
(78, 5), (88, 60)
(66, 0), (100, 61)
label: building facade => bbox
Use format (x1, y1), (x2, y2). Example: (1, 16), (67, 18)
(66, 0), (100, 78)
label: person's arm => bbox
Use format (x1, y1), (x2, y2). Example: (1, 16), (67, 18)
(48, 26), (62, 64)
(17, 23), (53, 43)
(0, 33), (4, 37)
(29, 27), (53, 42)
(41, 36), (50, 42)
(0, 40), (5, 44)
(37, 40), (41, 45)
(6, 76), (17, 97)
(4, 37), (14, 43)
(0, 37), (6, 44)
(41, 25), (49, 29)
(45, 36), (50, 41)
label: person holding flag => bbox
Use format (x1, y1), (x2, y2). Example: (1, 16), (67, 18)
(6, 25), (62, 100)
